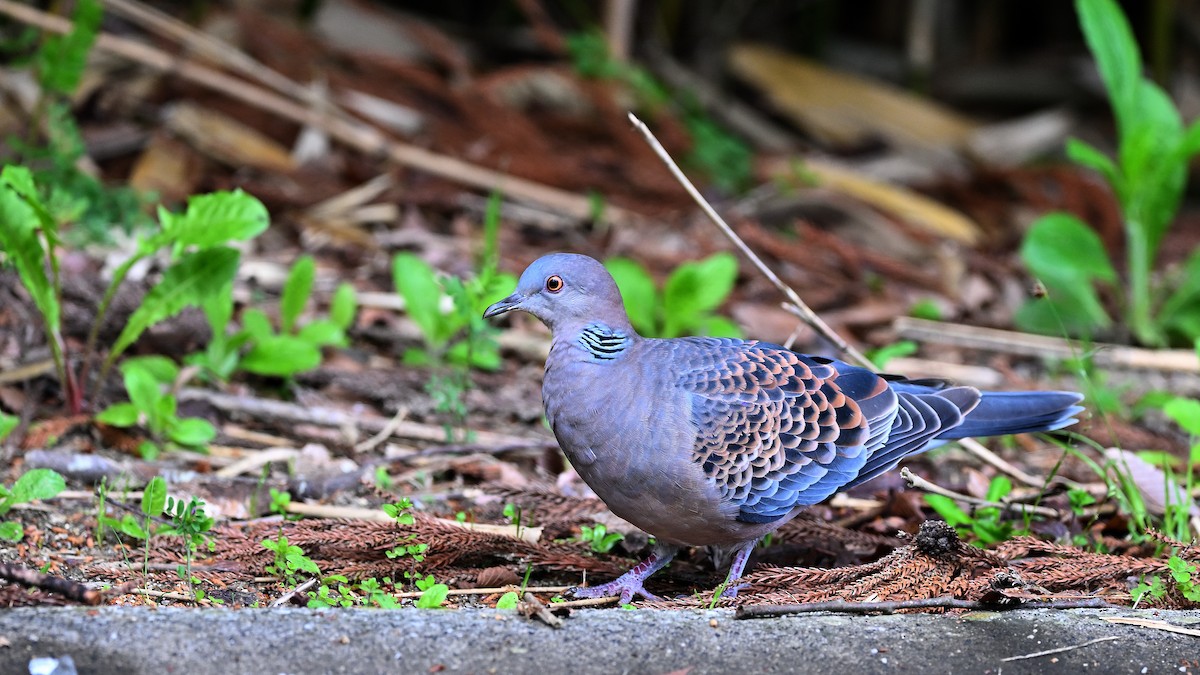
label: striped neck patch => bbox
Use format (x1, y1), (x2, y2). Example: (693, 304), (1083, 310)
(578, 323), (629, 361)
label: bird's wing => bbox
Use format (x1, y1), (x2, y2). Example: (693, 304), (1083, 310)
(675, 339), (972, 523)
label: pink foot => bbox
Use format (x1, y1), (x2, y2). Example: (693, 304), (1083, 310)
(568, 547), (676, 605)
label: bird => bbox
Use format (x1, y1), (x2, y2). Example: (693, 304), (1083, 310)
(484, 252), (1083, 604)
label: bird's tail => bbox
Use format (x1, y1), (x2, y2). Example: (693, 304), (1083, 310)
(935, 390), (1084, 440)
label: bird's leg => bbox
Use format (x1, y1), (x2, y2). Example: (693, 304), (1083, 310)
(717, 541), (757, 599)
(569, 544), (678, 604)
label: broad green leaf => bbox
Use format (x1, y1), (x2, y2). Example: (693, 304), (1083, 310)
(152, 395), (177, 435)
(169, 418), (216, 447)
(1022, 213), (1116, 284)
(95, 403), (139, 427)
(160, 190), (269, 250)
(241, 335), (322, 376)
(10, 468), (65, 503)
(36, 0), (102, 95)
(119, 514), (147, 539)
(287, 552), (320, 574)
(201, 277), (235, 339)
(662, 253), (738, 337)
(447, 340), (500, 371)
(393, 253), (449, 348)
(0, 412), (16, 442)
(240, 309), (274, 341)
(1181, 119), (1200, 158)
(923, 494), (972, 527)
(121, 364), (161, 415)
(496, 591), (519, 609)
(297, 320), (346, 348)
(1065, 138), (1119, 187)
(416, 583), (449, 609)
(141, 476), (168, 518)
(281, 255), (315, 333)
(330, 283), (357, 330)
(1076, 0), (1141, 135)
(111, 247), (241, 362)
(1018, 213), (1115, 334)
(1163, 398), (1200, 436)
(1159, 249), (1200, 337)
(123, 356), (179, 385)
(0, 521), (22, 542)
(698, 315), (742, 339)
(0, 170), (59, 332)
(604, 258), (658, 335)
(985, 475), (1014, 502)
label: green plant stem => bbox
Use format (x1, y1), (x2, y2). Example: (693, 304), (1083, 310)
(1126, 221), (1158, 346)
(80, 251), (145, 394)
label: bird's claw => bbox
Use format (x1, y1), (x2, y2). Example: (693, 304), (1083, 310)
(568, 579), (661, 605)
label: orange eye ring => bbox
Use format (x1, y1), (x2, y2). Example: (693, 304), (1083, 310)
(545, 275), (564, 293)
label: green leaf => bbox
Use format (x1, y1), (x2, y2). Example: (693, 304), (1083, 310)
(36, 0), (102, 95)
(662, 253), (738, 337)
(95, 403), (139, 427)
(123, 356), (179, 385)
(281, 256), (315, 333)
(0, 168), (60, 333)
(152, 395), (177, 435)
(415, 583), (450, 609)
(1163, 398), (1200, 436)
(110, 247), (241, 362)
(393, 253), (450, 348)
(288, 553), (320, 575)
(604, 258), (658, 335)
(698, 315), (742, 339)
(119, 514), (147, 540)
(330, 283), (357, 330)
(0, 521), (23, 542)
(1159, 249), (1200, 335)
(923, 494), (972, 527)
(141, 476), (168, 518)
(867, 340), (917, 370)
(1076, 0), (1141, 136)
(1066, 138), (1119, 187)
(160, 190), (269, 250)
(297, 320), (346, 348)
(169, 418), (216, 447)
(239, 309), (274, 341)
(10, 469), (66, 503)
(0, 412), (17, 442)
(121, 363), (162, 414)
(1018, 213), (1116, 335)
(1181, 119), (1200, 158)
(241, 335), (322, 377)
(985, 475), (1014, 502)
(496, 591), (519, 609)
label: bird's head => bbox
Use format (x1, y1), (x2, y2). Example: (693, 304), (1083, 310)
(483, 253), (632, 332)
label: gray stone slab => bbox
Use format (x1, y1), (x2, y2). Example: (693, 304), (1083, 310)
(0, 607), (1197, 674)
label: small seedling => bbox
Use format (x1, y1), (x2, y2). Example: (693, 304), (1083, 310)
(0, 468), (66, 542)
(262, 534), (321, 585)
(414, 574), (450, 609)
(604, 254), (741, 339)
(95, 357), (216, 459)
(159, 495), (215, 602)
(578, 523), (624, 554)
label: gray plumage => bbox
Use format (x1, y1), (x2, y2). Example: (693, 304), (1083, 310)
(485, 253), (1083, 603)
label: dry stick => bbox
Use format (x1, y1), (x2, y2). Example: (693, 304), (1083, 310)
(0, 1), (641, 229)
(629, 112), (1050, 488)
(734, 597), (1112, 619)
(269, 578), (317, 607)
(900, 467), (1061, 519)
(354, 407), (410, 453)
(0, 562), (105, 605)
(390, 585), (571, 599)
(627, 112), (872, 368)
(1000, 636), (1120, 663)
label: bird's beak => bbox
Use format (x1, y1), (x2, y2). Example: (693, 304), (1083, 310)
(483, 293), (522, 319)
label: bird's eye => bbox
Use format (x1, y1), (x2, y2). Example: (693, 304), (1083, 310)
(545, 275), (564, 293)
